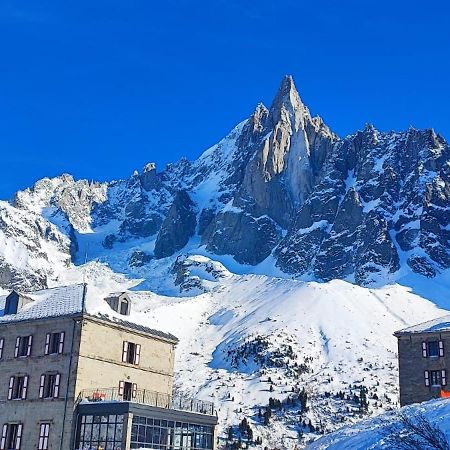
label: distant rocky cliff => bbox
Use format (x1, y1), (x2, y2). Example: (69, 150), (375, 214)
(1, 75), (449, 289)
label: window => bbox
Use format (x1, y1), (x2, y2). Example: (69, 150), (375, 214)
(118, 381), (136, 401)
(39, 373), (61, 399)
(0, 339), (4, 359)
(38, 423), (50, 450)
(422, 340), (444, 357)
(122, 341), (141, 365)
(1, 423), (23, 450)
(7, 376), (28, 400)
(44, 332), (65, 355)
(75, 414), (124, 449)
(130, 416), (214, 450)
(14, 336), (32, 358)
(120, 299), (129, 315)
(425, 370), (447, 387)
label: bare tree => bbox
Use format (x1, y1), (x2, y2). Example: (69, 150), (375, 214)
(382, 411), (450, 450)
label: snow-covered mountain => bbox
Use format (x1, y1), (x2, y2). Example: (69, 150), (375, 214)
(4, 75), (449, 290)
(1, 75), (450, 447)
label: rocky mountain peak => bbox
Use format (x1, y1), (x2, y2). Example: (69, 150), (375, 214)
(269, 74), (307, 127)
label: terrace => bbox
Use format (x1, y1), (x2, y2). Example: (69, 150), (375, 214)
(76, 387), (215, 416)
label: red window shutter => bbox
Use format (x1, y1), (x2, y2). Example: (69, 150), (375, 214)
(26, 335), (33, 356)
(39, 375), (45, 398)
(442, 370), (447, 386)
(422, 342), (427, 357)
(8, 376), (14, 400)
(21, 376), (28, 399)
(118, 381), (124, 396)
(135, 344), (141, 365)
(132, 383), (137, 398)
(15, 337), (20, 358)
(1, 424), (7, 450)
(425, 370), (430, 386)
(122, 341), (128, 363)
(44, 334), (50, 355)
(58, 332), (65, 354)
(15, 423), (22, 449)
(0, 338), (4, 359)
(53, 374), (61, 398)
(439, 341), (444, 357)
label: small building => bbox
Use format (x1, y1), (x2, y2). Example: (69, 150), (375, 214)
(395, 314), (450, 406)
(0, 283), (217, 450)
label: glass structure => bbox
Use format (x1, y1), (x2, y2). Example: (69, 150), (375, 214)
(130, 416), (214, 449)
(75, 414), (124, 450)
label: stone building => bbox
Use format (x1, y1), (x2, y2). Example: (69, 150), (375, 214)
(395, 314), (450, 406)
(0, 284), (217, 450)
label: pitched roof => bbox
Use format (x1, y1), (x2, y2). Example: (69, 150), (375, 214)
(395, 314), (450, 335)
(0, 284), (85, 323)
(93, 313), (178, 343)
(0, 283), (178, 343)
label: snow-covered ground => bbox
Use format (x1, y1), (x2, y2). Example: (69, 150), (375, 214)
(309, 398), (450, 449)
(55, 255), (449, 448)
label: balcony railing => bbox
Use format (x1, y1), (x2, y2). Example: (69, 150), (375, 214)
(76, 387), (215, 416)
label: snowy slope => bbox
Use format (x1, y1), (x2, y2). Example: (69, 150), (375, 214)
(56, 257), (447, 448)
(308, 398), (450, 449)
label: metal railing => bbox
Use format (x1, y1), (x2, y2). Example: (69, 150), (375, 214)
(77, 387), (215, 416)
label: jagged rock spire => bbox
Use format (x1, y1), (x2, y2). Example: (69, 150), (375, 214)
(269, 75), (306, 126)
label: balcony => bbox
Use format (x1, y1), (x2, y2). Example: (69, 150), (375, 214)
(76, 387), (215, 416)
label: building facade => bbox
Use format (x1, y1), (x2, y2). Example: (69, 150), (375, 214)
(395, 314), (450, 406)
(0, 284), (217, 450)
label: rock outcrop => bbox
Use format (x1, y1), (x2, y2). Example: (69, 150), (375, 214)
(3, 75), (450, 287)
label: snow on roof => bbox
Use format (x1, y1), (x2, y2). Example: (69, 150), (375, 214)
(0, 283), (85, 323)
(395, 314), (450, 335)
(0, 283), (178, 343)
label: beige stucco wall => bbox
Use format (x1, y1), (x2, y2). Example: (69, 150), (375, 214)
(0, 316), (83, 450)
(75, 316), (176, 398)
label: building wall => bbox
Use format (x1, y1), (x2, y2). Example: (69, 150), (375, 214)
(0, 314), (177, 450)
(75, 317), (176, 398)
(0, 316), (83, 450)
(397, 331), (450, 406)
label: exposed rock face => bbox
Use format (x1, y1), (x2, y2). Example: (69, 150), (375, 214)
(154, 190), (197, 259)
(0, 201), (72, 289)
(128, 250), (152, 268)
(171, 255), (230, 294)
(3, 75), (450, 287)
(276, 125), (450, 283)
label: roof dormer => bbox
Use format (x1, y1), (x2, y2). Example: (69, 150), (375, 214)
(104, 292), (131, 316)
(4, 290), (34, 316)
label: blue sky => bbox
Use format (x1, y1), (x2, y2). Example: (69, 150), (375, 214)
(0, 0), (449, 199)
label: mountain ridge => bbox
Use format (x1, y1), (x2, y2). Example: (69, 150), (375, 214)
(0, 75), (448, 290)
